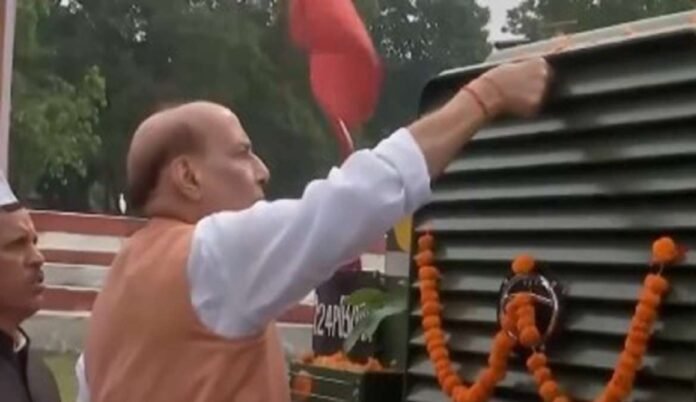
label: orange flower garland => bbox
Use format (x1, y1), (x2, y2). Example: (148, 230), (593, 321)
(415, 232), (682, 402)
(415, 233), (518, 402)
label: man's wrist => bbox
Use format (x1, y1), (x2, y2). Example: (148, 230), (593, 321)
(447, 84), (490, 127)
(461, 86), (490, 119)
(466, 76), (505, 117)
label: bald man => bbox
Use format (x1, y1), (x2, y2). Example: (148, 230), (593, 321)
(76, 58), (551, 402)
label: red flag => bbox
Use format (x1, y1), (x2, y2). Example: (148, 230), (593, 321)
(289, 0), (383, 159)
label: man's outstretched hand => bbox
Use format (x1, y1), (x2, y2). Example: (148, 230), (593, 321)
(408, 57), (553, 178)
(468, 57), (553, 118)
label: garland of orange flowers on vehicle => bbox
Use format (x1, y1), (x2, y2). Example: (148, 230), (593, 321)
(414, 232), (683, 402)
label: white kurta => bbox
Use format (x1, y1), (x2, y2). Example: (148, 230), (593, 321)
(75, 127), (431, 402)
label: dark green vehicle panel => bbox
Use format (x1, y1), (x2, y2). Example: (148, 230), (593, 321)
(405, 18), (696, 402)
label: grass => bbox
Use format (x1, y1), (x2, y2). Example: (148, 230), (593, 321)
(42, 352), (79, 402)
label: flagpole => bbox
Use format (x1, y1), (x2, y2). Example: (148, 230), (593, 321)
(335, 119), (354, 162)
(0, 0), (16, 174)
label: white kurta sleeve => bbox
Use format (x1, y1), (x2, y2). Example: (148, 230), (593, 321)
(187, 127), (431, 338)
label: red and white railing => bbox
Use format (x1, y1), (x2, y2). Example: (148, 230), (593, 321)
(31, 211), (386, 326)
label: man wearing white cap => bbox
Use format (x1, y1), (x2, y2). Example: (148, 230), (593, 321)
(0, 171), (61, 402)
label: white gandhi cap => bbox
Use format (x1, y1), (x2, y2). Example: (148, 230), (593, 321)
(0, 170), (18, 209)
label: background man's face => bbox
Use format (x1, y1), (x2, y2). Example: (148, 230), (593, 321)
(0, 209), (45, 322)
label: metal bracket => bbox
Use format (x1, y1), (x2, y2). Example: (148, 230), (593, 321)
(497, 268), (567, 351)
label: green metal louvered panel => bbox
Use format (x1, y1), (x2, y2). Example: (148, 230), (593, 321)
(404, 17), (696, 402)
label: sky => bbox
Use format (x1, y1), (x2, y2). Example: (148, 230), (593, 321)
(477, 0), (523, 40)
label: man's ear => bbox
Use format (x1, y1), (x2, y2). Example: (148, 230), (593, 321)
(169, 156), (202, 202)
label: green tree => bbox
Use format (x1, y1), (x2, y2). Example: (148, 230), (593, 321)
(43, 0), (334, 210)
(14, 0), (491, 212)
(505, 0), (694, 41)
(360, 0), (491, 146)
(9, 0), (106, 201)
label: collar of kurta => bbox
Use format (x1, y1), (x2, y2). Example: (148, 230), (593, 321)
(0, 328), (29, 359)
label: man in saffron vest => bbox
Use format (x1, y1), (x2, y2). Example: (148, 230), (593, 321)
(75, 58), (552, 402)
(0, 171), (61, 402)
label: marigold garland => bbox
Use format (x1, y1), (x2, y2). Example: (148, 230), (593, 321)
(414, 232), (682, 402)
(415, 233), (517, 402)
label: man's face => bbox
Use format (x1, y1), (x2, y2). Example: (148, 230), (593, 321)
(195, 109), (270, 213)
(0, 209), (45, 322)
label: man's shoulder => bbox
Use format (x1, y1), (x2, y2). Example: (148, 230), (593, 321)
(0, 348), (61, 402)
(26, 350), (61, 402)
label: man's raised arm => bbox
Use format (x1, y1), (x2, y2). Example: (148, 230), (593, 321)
(187, 58), (552, 338)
